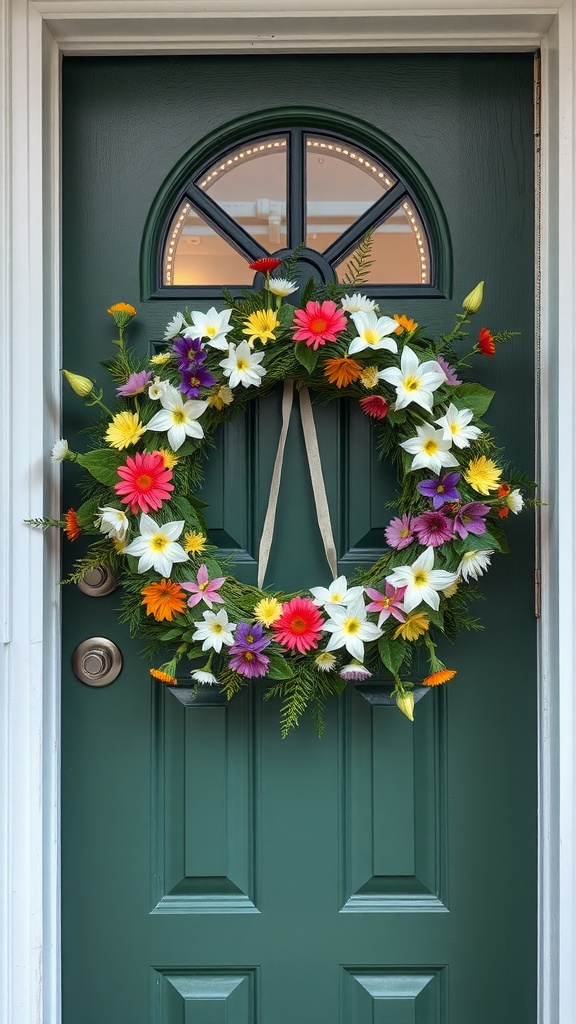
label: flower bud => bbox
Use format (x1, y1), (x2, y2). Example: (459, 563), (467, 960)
(62, 369), (94, 397)
(462, 281), (484, 314)
(395, 689), (415, 722)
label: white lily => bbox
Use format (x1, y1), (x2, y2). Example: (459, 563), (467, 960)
(386, 547), (459, 613)
(378, 345), (446, 412)
(310, 575), (364, 610)
(340, 293), (379, 314)
(322, 596), (382, 662)
(123, 513), (188, 576)
(348, 310), (398, 355)
(186, 307), (233, 350)
(192, 609), (237, 653)
(95, 506), (130, 542)
(146, 383), (207, 450)
(458, 548), (494, 582)
(163, 311), (186, 340)
(435, 403), (482, 449)
(219, 341), (266, 389)
(400, 424), (459, 474)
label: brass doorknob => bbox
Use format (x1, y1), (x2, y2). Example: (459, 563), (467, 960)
(72, 637), (123, 687)
(76, 565), (117, 596)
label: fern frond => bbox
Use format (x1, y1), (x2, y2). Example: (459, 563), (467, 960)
(340, 232), (374, 287)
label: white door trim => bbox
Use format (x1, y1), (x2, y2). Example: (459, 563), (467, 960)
(1, 3), (572, 1022)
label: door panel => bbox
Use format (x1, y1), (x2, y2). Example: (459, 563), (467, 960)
(61, 54), (536, 1023)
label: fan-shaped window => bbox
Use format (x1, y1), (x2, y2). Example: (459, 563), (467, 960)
(144, 119), (450, 300)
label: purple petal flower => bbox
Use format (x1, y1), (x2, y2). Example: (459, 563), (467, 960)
(418, 471), (461, 509)
(229, 648), (270, 678)
(180, 364), (217, 398)
(181, 563), (226, 608)
(385, 514), (416, 550)
(116, 370), (153, 396)
(412, 511), (454, 546)
(436, 354), (462, 386)
(453, 501), (490, 539)
(339, 661), (372, 681)
(231, 621), (271, 654)
(173, 336), (207, 367)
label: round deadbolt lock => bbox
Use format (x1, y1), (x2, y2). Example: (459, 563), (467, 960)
(76, 565), (117, 597)
(72, 637), (123, 687)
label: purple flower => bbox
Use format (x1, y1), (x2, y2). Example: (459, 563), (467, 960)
(116, 370), (153, 396)
(339, 661), (372, 681)
(412, 511), (454, 546)
(181, 564), (226, 608)
(453, 501), (490, 539)
(173, 336), (206, 368)
(418, 471), (461, 509)
(231, 621), (271, 654)
(180, 364), (217, 398)
(228, 648), (270, 678)
(364, 582), (406, 627)
(385, 514), (416, 550)
(436, 354), (461, 386)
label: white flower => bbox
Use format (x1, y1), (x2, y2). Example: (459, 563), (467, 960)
(146, 383), (207, 450)
(309, 575), (364, 610)
(267, 277), (298, 297)
(340, 293), (379, 314)
(322, 596), (382, 662)
(192, 609), (236, 653)
(123, 513), (188, 575)
(95, 506), (130, 543)
(148, 376), (171, 401)
(378, 345), (446, 412)
(315, 651), (337, 672)
(51, 438), (69, 462)
(348, 310), (398, 356)
(339, 661), (372, 681)
(386, 547), (459, 613)
(163, 311), (186, 340)
(186, 307), (233, 350)
(458, 549), (494, 582)
(506, 489), (524, 514)
(190, 668), (220, 686)
(435, 403), (482, 449)
(219, 341), (266, 389)
(400, 424), (459, 474)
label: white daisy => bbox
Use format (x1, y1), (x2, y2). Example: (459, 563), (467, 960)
(378, 345), (446, 412)
(386, 547), (459, 613)
(309, 575), (364, 610)
(123, 514), (188, 576)
(322, 596), (382, 662)
(400, 424), (459, 474)
(51, 438), (69, 462)
(190, 668), (220, 686)
(219, 341), (266, 389)
(95, 506), (130, 542)
(192, 609), (237, 654)
(186, 307), (233, 350)
(348, 310), (398, 356)
(506, 489), (524, 514)
(163, 311), (186, 340)
(435, 403), (482, 449)
(267, 277), (298, 297)
(458, 548), (494, 582)
(146, 383), (207, 450)
(315, 652), (337, 672)
(340, 293), (378, 314)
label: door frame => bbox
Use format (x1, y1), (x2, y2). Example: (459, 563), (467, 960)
(1, 3), (572, 1022)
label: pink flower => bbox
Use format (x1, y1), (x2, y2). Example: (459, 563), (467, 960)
(292, 300), (347, 349)
(181, 564), (226, 608)
(114, 450), (174, 514)
(272, 597), (325, 654)
(385, 514), (416, 550)
(412, 510), (454, 546)
(436, 354), (461, 386)
(364, 582), (406, 627)
(359, 395), (389, 419)
(116, 370), (153, 396)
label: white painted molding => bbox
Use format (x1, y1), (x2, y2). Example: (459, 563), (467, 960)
(1, 2), (574, 1023)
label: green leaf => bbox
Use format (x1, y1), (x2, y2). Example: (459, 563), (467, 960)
(294, 343), (319, 374)
(378, 634), (406, 676)
(301, 276), (317, 305)
(75, 496), (103, 529)
(76, 448), (124, 486)
(452, 382), (495, 417)
(278, 303), (296, 329)
(454, 529), (505, 555)
(161, 628), (186, 641)
(267, 654), (295, 680)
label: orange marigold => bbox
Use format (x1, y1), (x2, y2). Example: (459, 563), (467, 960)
(324, 355), (362, 388)
(141, 579), (187, 621)
(150, 668), (177, 685)
(394, 314), (418, 334)
(64, 508), (81, 541)
(498, 506), (510, 518)
(422, 669), (457, 687)
(107, 302), (137, 316)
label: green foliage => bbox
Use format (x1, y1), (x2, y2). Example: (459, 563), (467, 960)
(339, 232), (374, 286)
(76, 448), (125, 486)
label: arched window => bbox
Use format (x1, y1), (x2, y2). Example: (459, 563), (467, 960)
(142, 113), (451, 300)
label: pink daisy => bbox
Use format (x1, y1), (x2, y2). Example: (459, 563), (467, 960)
(272, 597), (325, 654)
(292, 300), (347, 350)
(114, 450), (174, 514)
(385, 514), (416, 550)
(412, 510), (454, 546)
(180, 564), (226, 608)
(364, 582), (406, 627)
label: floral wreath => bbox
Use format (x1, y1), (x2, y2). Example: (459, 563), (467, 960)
(34, 248), (531, 735)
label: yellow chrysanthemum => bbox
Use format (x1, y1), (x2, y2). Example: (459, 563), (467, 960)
(443, 579), (459, 598)
(393, 612), (430, 642)
(159, 448), (178, 470)
(242, 309), (279, 346)
(464, 455), (502, 495)
(104, 410), (146, 450)
(112, 537), (127, 555)
(150, 351), (171, 366)
(183, 530), (207, 555)
(359, 365), (379, 389)
(107, 302), (137, 316)
(394, 314), (418, 334)
(207, 385), (234, 410)
(254, 596), (282, 627)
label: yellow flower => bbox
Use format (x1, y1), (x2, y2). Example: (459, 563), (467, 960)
(112, 537), (127, 555)
(159, 448), (178, 470)
(443, 579), (459, 598)
(183, 530), (207, 555)
(393, 314), (418, 334)
(254, 596), (282, 626)
(315, 651), (337, 672)
(62, 369), (94, 397)
(207, 385), (234, 410)
(462, 281), (484, 314)
(359, 365), (379, 389)
(393, 612), (430, 642)
(150, 351), (171, 366)
(104, 411), (146, 450)
(464, 455), (502, 495)
(395, 690), (415, 721)
(242, 309), (279, 346)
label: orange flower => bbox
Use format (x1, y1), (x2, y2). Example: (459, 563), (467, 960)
(107, 302), (137, 316)
(498, 506), (509, 518)
(141, 579), (187, 621)
(478, 327), (496, 356)
(394, 314), (418, 334)
(150, 668), (177, 685)
(324, 355), (362, 388)
(64, 508), (81, 541)
(422, 669), (457, 687)
(497, 482), (511, 498)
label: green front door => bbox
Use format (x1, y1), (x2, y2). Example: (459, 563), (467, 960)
(61, 55), (536, 1023)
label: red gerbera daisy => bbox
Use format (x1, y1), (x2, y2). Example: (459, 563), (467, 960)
(249, 257), (282, 273)
(359, 395), (389, 419)
(115, 450), (174, 514)
(478, 327), (496, 357)
(272, 597), (325, 654)
(64, 508), (81, 541)
(292, 300), (347, 350)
